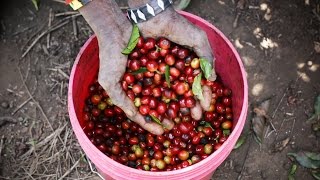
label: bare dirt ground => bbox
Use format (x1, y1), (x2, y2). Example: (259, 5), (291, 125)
(0, 0), (319, 179)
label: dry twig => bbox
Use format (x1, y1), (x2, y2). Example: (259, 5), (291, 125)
(58, 157), (82, 180)
(11, 97), (32, 115)
(0, 116), (17, 127)
(21, 20), (70, 58)
(0, 135), (4, 160)
(47, 8), (53, 48)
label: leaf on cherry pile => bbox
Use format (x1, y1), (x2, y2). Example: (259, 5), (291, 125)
(192, 73), (204, 101)
(199, 58), (213, 80)
(122, 24), (140, 55)
(131, 67), (147, 75)
(150, 115), (162, 126)
(233, 135), (246, 150)
(287, 151), (320, 169)
(251, 99), (270, 144)
(223, 130), (231, 136)
(308, 94), (320, 121)
(165, 65), (171, 88)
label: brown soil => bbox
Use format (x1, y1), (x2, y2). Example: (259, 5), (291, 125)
(0, 0), (319, 179)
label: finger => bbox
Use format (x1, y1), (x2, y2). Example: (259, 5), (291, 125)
(162, 118), (175, 130)
(131, 113), (164, 135)
(190, 101), (202, 121)
(200, 85), (212, 111)
(192, 32), (217, 81)
(100, 80), (164, 135)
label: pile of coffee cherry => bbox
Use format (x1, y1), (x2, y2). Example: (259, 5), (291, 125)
(82, 37), (233, 171)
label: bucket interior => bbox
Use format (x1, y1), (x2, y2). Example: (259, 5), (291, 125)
(69, 12), (247, 179)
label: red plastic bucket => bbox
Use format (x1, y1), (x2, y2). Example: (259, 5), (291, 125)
(68, 11), (248, 180)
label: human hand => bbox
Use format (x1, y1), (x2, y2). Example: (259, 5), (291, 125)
(127, 3), (217, 120)
(79, 0), (172, 135)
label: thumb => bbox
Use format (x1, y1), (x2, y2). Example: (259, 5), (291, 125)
(192, 33), (217, 82)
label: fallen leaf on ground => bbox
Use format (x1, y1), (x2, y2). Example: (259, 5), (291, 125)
(252, 99), (270, 144)
(287, 151), (320, 169)
(233, 135), (246, 150)
(312, 171), (320, 180)
(308, 95), (320, 121)
(288, 164), (297, 180)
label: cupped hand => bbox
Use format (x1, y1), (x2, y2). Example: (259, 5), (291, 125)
(132, 6), (217, 120)
(79, 1), (170, 135)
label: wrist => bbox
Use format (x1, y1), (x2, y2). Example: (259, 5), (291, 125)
(127, 0), (175, 24)
(79, 0), (130, 35)
(128, 0), (149, 8)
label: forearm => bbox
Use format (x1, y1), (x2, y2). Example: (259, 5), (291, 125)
(79, 0), (130, 36)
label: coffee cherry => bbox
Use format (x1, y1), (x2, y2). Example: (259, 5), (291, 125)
(178, 122), (193, 134)
(144, 38), (156, 50)
(156, 159), (166, 170)
(210, 144), (219, 152)
(204, 144), (213, 154)
(222, 97), (232, 106)
(192, 135), (201, 145)
(190, 58), (200, 69)
(146, 60), (159, 72)
(132, 84), (142, 94)
(123, 73), (135, 85)
(112, 144), (120, 155)
(216, 103), (226, 114)
(223, 88), (232, 96)
(178, 150), (189, 161)
(177, 49), (189, 59)
(185, 97), (196, 108)
(129, 59), (141, 71)
(137, 37), (144, 48)
(157, 102), (167, 115)
(158, 38), (171, 50)
(221, 120), (232, 130)
(202, 127), (213, 136)
(152, 87), (161, 97)
(160, 49), (170, 57)
(91, 95), (101, 105)
(175, 59), (185, 71)
(148, 50), (160, 60)
(165, 54), (176, 66)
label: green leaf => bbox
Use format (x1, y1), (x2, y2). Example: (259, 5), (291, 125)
(223, 130), (230, 136)
(122, 24), (140, 55)
(150, 115), (162, 126)
(233, 135), (246, 150)
(165, 65), (171, 88)
(131, 67), (147, 75)
(305, 152), (320, 161)
(192, 73), (204, 101)
(287, 151), (320, 169)
(31, 0), (40, 11)
(200, 58), (212, 80)
(308, 95), (320, 121)
(204, 122), (214, 130)
(312, 171), (320, 180)
(289, 164), (297, 175)
(174, 0), (191, 10)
